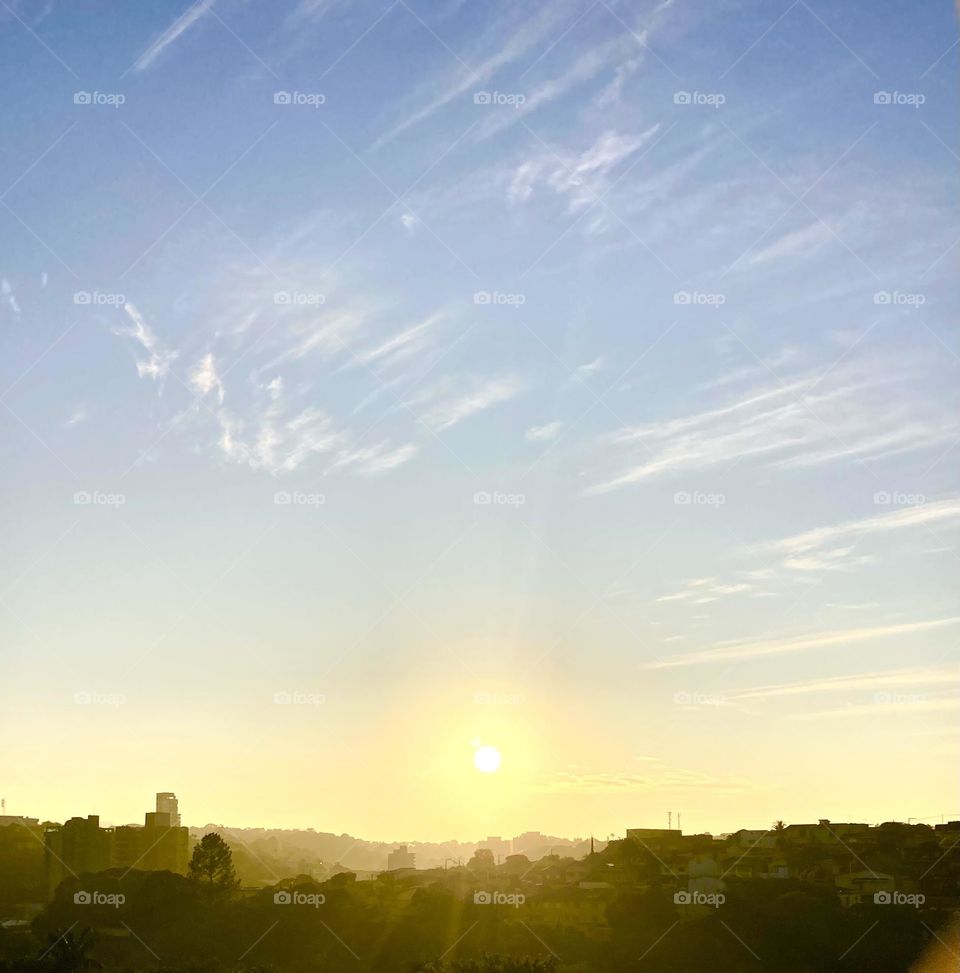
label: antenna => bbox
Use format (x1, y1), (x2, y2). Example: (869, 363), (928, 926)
(678, 812), (681, 832)
(668, 811), (672, 830)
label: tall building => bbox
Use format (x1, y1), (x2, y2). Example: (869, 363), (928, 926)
(44, 799), (189, 897)
(386, 845), (416, 870)
(44, 816), (111, 896)
(155, 792), (181, 827)
(479, 835), (510, 861)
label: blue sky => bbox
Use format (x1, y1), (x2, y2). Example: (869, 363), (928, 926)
(1, 0), (958, 838)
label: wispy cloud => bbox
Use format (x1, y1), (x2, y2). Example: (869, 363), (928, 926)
(134, 0), (215, 73)
(788, 697), (959, 721)
(538, 763), (755, 794)
(347, 312), (442, 371)
(656, 577), (756, 604)
(526, 420), (564, 441)
(217, 405), (344, 474)
(330, 441), (420, 476)
(65, 405), (88, 427)
(189, 353), (224, 404)
(113, 303), (178, 382)
(1, 278), (21, 316)
(474, 0), (676, 141)
(644, 616), (960, 668)
(509, 127), (660, 220)
(747, 221), (834, 267)
(764, 499), (960, 569)
(372, 2), (582, 148)
(413, 374), (524, 431)
(730, 665), (960, 701)
(586, 359), (958, 494)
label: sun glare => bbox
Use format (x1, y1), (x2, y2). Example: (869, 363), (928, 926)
(473, 745), (501, 773)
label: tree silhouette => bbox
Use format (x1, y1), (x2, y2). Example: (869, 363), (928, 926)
(188, 832), (239, 895)
(40, 928), (101, 973)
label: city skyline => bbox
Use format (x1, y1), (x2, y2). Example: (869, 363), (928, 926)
(1, 0), (958, 842)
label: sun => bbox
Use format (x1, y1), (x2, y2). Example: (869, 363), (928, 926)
(473, 745), (501, 773)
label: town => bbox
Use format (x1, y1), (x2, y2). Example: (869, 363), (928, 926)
(1, 796), (957, 971)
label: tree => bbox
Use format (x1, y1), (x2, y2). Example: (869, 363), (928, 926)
(188, 833), (239, 895)
(773, 820), (787, 851)
(467, 848), (496, 876)
(40, 928), (101, 973)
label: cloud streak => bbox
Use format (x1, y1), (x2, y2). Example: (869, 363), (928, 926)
(644, 616), (960, 668)
(586, 359), (958, 494)
(134, 0), (215, 72)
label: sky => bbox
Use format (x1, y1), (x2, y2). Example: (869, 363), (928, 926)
(0, 0), (958, 842)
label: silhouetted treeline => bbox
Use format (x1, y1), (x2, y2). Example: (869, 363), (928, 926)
(1, 831), (957, 972)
